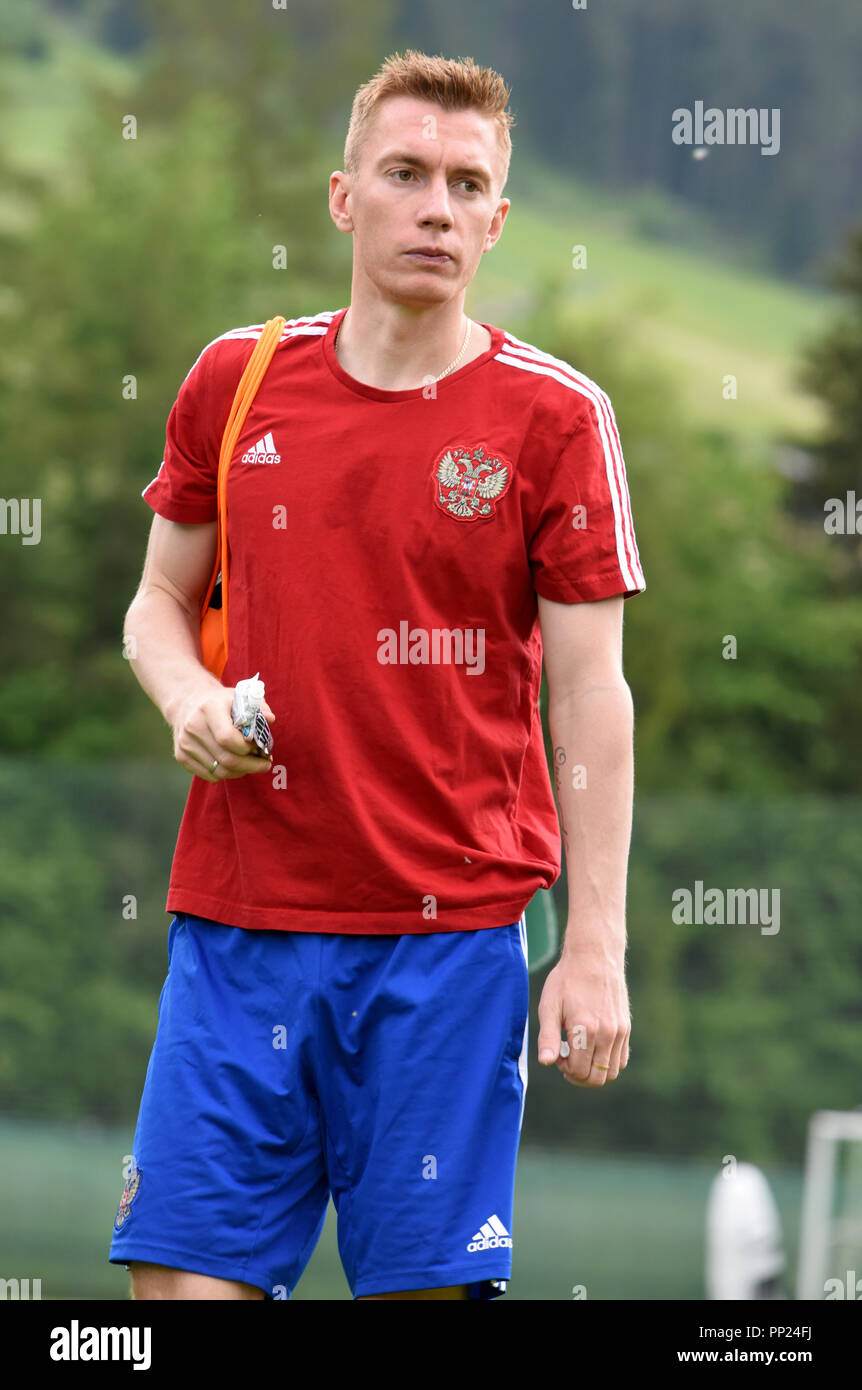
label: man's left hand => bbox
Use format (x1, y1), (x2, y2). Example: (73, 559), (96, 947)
(536, 948), (631, 1087)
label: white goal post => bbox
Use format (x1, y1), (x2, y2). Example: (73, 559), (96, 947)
(796, 1108), (862, 1300)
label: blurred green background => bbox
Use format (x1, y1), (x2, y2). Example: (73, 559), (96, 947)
(1, 0), (861, 1299)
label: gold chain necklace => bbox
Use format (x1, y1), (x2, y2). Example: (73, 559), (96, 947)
(334, 313), (472, 383)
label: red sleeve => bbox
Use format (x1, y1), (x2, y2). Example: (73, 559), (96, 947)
(529, 389), (646, 603)
(141, 341), (224, 523)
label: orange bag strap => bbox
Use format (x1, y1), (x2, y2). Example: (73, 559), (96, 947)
(200, 315), (287, 656)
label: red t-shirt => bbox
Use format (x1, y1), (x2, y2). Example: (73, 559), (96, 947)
(141, 308), (646, 933)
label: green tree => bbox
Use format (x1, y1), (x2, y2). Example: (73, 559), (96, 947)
(794, 224), (862, 588)
(0, 0), (391, 759)
(516, 279), (862, 796)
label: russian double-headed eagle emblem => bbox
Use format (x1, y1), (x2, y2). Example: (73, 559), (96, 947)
(114, 1166), (141, 1231)
(433, 443), (513, 522)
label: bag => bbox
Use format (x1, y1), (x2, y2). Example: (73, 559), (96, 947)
(199, 316), (287, 678)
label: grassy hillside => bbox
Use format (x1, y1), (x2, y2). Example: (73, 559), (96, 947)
(2, 12), (837, 449)
(471, 162), (835, 445)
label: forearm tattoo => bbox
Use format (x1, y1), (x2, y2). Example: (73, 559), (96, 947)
(553, 745), (569, 851)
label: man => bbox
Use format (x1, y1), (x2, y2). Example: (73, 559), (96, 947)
(110, 49), (645, 1302)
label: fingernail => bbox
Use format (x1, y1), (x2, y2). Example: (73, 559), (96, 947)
(539, 1049), (554, 1063)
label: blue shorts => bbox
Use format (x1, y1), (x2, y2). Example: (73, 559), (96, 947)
(109, 912), (529, 1299)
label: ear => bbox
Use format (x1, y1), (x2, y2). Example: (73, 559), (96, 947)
(329, 170), (354, 233)
(484, 198), (511, 253)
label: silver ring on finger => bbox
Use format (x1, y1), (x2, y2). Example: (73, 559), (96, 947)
(210, 758), (220, 774)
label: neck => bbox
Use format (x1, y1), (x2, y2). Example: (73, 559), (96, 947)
(333, 295), (490, 390)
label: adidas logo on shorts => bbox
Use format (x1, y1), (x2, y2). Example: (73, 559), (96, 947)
(467, 1214), (513, 1253)
(241, 431), (281, 465)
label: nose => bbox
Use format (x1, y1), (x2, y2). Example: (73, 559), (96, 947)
(416, 173), (454, 230)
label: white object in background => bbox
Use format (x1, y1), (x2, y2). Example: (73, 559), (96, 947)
(706, 1161), (786, 1299)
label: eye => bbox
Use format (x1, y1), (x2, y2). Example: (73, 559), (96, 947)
(459, 180), (480, 194)
(391, 168), (414, 182)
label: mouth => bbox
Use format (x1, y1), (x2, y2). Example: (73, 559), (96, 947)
(404, 248), (452, 266)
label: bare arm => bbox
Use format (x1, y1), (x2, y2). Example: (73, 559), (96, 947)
(540, 593), (633, 961)
(535, 593), (634, 1086)
(124, 514), (275, 781)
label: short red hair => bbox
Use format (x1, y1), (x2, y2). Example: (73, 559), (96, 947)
(344, 49), (515, 193)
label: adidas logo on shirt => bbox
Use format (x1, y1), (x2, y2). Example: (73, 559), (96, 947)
(241, 432), (281, 465)
(467, 1214), (513, 1253)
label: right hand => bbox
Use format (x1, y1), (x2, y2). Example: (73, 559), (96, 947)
(170, 683), (277, 782)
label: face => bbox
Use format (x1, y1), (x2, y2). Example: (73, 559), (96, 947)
(330, 95), (511, 307)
